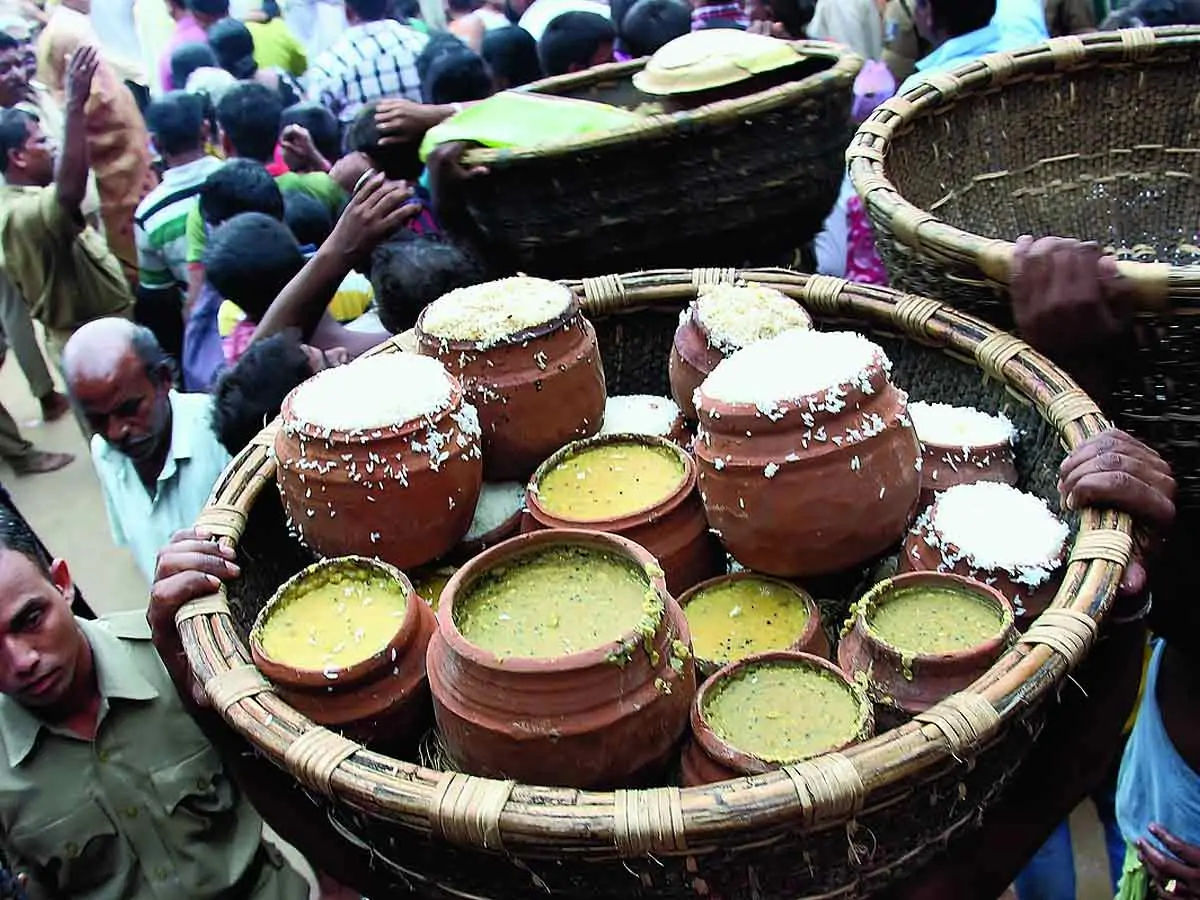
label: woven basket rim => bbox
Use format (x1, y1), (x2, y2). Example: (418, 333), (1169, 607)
(180, 269), (1130, 856)
(460, 40), (863, 166)
(847, 25), (1200, 310)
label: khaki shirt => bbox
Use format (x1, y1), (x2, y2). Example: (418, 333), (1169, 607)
(881, 0), (927, 83)
(0, 613), (308, 900)
(0, 185), (133, 333)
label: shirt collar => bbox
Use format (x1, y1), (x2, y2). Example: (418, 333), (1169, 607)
(96, 390), (196, 484)
(915, 22), (1000, 73)
(0, 618), (158, 768)
(161, 155), (222, 187)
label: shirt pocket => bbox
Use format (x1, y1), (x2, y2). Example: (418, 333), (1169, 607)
(9, 799), (120, 893)
(149, 743), (237, 834)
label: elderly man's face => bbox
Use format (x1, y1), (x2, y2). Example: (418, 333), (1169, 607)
(0, 46), (29, 108)
(71, 350), (172, 464)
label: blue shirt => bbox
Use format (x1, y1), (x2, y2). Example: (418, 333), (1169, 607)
(92, 391), (232, 582)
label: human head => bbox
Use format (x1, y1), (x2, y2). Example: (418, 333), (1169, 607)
(169, 41), (218, 91)
(370, 234), (487, 333)
(283, 190), (334, 248)
(62, 319), (176, 464)
(446, 0), (480, 16)
(345, 101), (421, 180)
(165, 0), (188, 19)
(207, 17), (258, 79)
(538, 12), (615, 76)
(217, 80), (283, 161)
(205, 212), (305, 322)
(913, 0), (995, 45)
(0, 109), (53, 186)
(481, 26), (541, 90)
(419, 42), (493, 104)
(199, 158), (285, 225)
(145, 90), (207, 161)
(212, 329), (347, 454)
(1100, 0), (1200, 26)
(620, 0), (689, 58)
(280, 101), (341, 162)
(503, 0), (534, 22)
(345, 0), (389, 24)
(0, 31), (28, 108)
(329, 149), (372, 194)
(190, 0), (231, 28)
(0, 510), (87, 711)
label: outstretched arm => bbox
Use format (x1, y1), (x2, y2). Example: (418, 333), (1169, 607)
(55, 45), (97, 218)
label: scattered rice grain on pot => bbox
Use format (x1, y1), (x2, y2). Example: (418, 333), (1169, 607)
(290, 354), (452, 431)
(464, 481), (525, 541)
(421, 277), (572, 347)
(599, 395), (681, 437)
(930, 482), (1067, 575)
(695, 283), (812, 353)
(909, 401), (1015, 448)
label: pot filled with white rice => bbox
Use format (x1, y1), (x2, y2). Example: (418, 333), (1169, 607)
(599, 394), (690, 447)
(908, 401), (1018, 508)
(454, 481), (527, 559)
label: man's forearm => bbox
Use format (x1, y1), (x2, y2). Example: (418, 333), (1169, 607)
(253, 243), (354, 344)
(55, 96), (90, 215)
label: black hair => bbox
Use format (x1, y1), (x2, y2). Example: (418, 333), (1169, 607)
(620, 0), (689, 57)
(610, 0), (639, 32)
(420, 43), (493, 104)
(216, 81), (284, 162)
(262, 0), (281, 18)
(481, 26), (542, 88)
(0, 108), (34, 177)
(417, 32), (469, 82)
(204, 212), (305, 321)
(767, 0), (813, 36)
(199, 159), (285, 225)
(538, 11), (615, 76)
(283, 190), (334, 247)
(927, 0), (995, 37)
(280, 101), (341, 162)
(392, 0), (421, 16)
(0, 508), (52, 577)
(145, 90), (206, 157)
(345, 101), (421, 181)
(188, 0), (231, 18)
(370, 234), (487, 334)
(212, 329), (313, 454)
(346, 0), (389, 20)
(169, 41), (218, 90)
(1101, 0), (1200, 26)
(207, 17), (258, 79)
(0, 32), (19, 52)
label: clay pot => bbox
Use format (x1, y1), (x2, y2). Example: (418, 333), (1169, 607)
(693, 355), (921, 578)
(677, 572), (830, 678)
(837, 572), (1015, 717)
(680, 651), (874, 786)
(409, 564), (459, 611)
(416, 292), (606, 481)
(523, 434), (724, 595)
(250, 556), (436, 748)
(918, 439), (1017, 509)
(274, 373), (482, 571)
(427, 529), (697, 788)
(452, 483), (527, 562)
(669, 303), (730, 421)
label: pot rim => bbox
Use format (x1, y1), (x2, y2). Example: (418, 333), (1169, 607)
(918, 437), (1016, 456)
(691, 650), (873, 772)
(695, 356), (891, 421)
(250, 555), (420, 685)
(676, 571), (823, 671)
(436, 528), (674, 674)
(413, 288), (581, 353)
(524, 433), (697, 530)
(455, 505), (526, 559)
(684, 293), (816, 356)
(850, 571), (1015, 665)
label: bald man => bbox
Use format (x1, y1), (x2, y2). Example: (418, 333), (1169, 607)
(63, 318), (231, 581)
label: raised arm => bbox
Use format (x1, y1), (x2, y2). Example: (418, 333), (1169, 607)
(55, 45), (97, 218)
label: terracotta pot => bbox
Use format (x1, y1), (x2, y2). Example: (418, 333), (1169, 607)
(694, 354), (921, 578)
(837, 572), (1015, 717)
(669, 304), (729, 421)
(680, 651), (874, 786)
(416, 292), (606, 481)
(452, 484), (526, 562)
(523, 434), (724, 595)
(427, 529), (697, 788)
(918, 439), (1018, 509)
(677, 572), (830, 678)
(250, 556), (436, 748)
(409, 564), (459, 611)
(274, 373), (482, 571)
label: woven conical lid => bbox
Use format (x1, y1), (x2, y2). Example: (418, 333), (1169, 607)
(632, 30), (802, 96)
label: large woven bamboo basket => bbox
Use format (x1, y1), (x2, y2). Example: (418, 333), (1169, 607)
(179, 270), (1131, 898)
(454, 43), (862, 277)
(846, 26), (1200, 508)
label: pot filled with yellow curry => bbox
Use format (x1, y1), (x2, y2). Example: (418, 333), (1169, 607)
(524, 433), (723, 594)
(250, 556), (436, 748)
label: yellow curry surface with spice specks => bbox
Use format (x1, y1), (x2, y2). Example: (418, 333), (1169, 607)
(869, 585), (1003, 655)
(685, 578), (810, 664)
(260, 576), (409, 670)
(704, 661), (862, 762)
(536, 442), (685, 520)
(411, 567), (457, 611)
(455, 546), (654, 658)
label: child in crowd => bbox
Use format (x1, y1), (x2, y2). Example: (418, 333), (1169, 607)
(419, 39), (493, 104)
(167, 40), (218, 91)
(282, 190), (334, 251)
(279, 100), (341, 173)
(538, 11), (616, 75)
(620, 0), (690, 58)
(481, 25), (543, 89)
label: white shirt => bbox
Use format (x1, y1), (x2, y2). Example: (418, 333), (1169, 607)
(807, 0), (882, 61)
(518, 0), (609, 40)
(92, 391), (232, 582)
(307, 18), (429, 125)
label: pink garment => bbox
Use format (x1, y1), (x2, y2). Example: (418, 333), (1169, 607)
(845, 195), (888, 286)
(222, 318), (257, 365)
(159, 14), (208, 92)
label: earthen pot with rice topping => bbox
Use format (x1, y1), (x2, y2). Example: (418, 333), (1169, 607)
(600, 394), (692, 447)
(416, 277), (606, 480)
(694, 330), (921, 577)
(275, 354), (483, 571)
(669, 283), (812, 420)
(908, 401), (1018, 509)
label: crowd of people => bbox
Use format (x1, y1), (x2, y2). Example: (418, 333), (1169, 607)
(0, 0), (1197, 896)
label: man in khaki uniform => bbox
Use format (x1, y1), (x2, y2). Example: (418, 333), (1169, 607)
(0, 509), (309, 899)
(881, 0), (928, 82)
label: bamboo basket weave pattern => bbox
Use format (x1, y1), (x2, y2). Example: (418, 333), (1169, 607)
(455, 43), (862, 278)
(179, 271), (1130, 899)
(847, 26), (1200, 508)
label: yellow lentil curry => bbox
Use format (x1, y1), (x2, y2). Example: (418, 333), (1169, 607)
(455, 546), (656, 658)
(411, 567), (457, 611)
(536, 442), (685, 521)
(685, 577), (810, 664)
(869, 585), (1003, 655)
(259, 575), (409, 670)
(704, 661), (863, 762)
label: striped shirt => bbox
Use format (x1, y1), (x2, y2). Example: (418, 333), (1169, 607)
(307, 19), (429, 125)
(133, 155), (224, 291)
